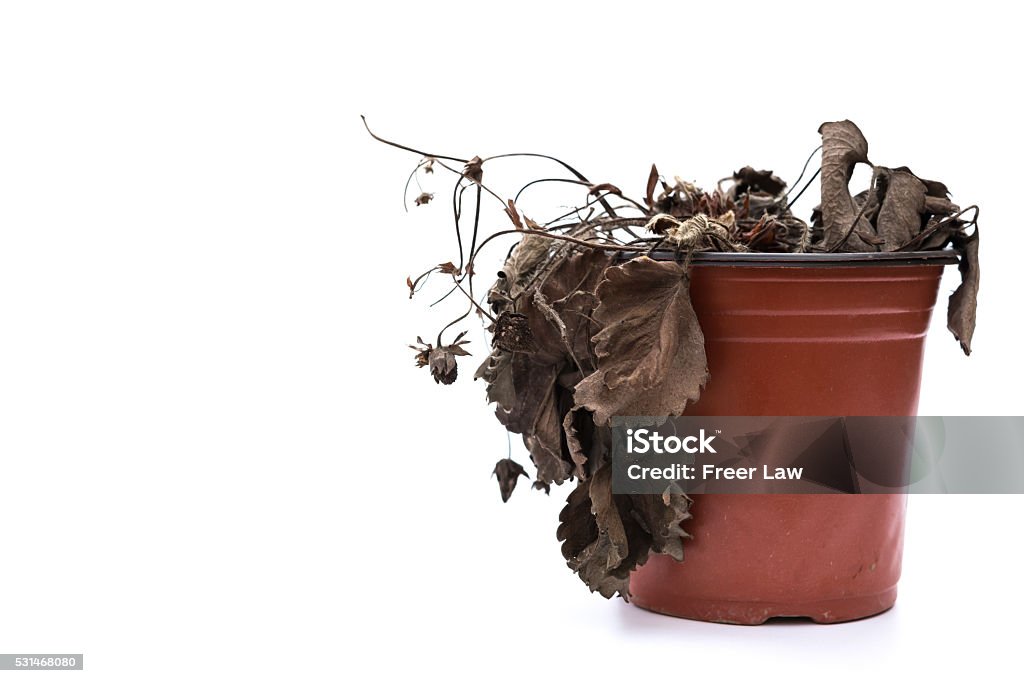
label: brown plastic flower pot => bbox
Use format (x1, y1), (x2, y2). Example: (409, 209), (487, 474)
(627, 250), (958, 624)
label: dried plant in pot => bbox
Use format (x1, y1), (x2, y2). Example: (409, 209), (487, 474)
(366, 118), (980, 624)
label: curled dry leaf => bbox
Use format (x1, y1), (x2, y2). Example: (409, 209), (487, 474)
(947, 228), (980, 355)
(556, 465), (693, 599)
(493, 458), (528, 502)
(414, 192), (434, 206)
(504, 199), (525, 230)
(731, 166), (787, 196)
(645, 164), (659, 209)
(818, 120), (877, 251)
(573, 257), (708, 425)
(872, 167), (927, 249)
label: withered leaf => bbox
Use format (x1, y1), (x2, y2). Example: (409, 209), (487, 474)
(492, 234), (551, 303)
(410, 337), (430, 368)
(438, 261), (460, 275)
(645, 163), (659, 209)
(731, 166), (787, 196)
(495, 355), (558, 435)
(819, 120), (877, 251)
(947, 228), (980, 355)
(516, 247), (613, 365)
(463, 155), (484, 184)
(563, 409), (588, 479)
(628, 488), (692, 561)
(504, 199), (525, 230)
(414, 192), (434, 206)
(493, 311), (536, 353)
(492, 458), (528, 502)
(556, 469), (629, 598)
(524, 215), (544, 231)
(589, 465), (628, 569)
(474, 348), (516, 410)
(573, 257), (708, 425)
(525, 390), (572, 485)
(406, 276), (415, 299)
(532, 479), (551, 495)
(556, 466), (672, 600)
(873, 167), (927, 249)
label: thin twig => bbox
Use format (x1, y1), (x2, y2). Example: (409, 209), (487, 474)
(361, 115), (467, 163)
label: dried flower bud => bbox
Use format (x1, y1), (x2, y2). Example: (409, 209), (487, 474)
(493, 458), (528, 502)
(463, 155), (483, 184)
(492, 311), (535, 353)
(410, 333), (472, 385)
(429, 346), (459, 385)
(407, 335), (471, 385)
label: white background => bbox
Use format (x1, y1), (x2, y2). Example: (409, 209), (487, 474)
(1, 1), (1021, 681)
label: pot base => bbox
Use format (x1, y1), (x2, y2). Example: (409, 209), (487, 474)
(630, 587), (897, 625)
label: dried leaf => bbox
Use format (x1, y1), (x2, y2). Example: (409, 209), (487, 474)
(573, 257), (708, 425)
(495, 355), (558, 435)
(819, 120), (877, 251)
(504, 199), (525, 230)
(491, 234), (551, 302)
(474, 349), (516, 409)
(628, 489), (692, 561)
(556, 466), (683, 599)
(947, 228), (980, 355)
(556, 469), (629, 598)
(873, 167), (927, 249)
(492, 458), (527, 502)
(532, 479), (551, 495)
(532, 289), (571, 356)
(563, 409), (588, 479)
(525, 390), (572, 485)
(731, 166), (786, 196)
(438, 261), (460, 275)
(414, 192), (434, 206)
(515, 247), (613, 365)
(406, 276), (415, 299)
(645, 164), (659, 209)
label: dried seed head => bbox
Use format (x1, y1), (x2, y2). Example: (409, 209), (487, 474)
(493, 458), (528, 502)
(411, 333), (471, 385)
(463, 155), (484, 184)
(428, 346), (459, 385)
(492, 311), (535, 353)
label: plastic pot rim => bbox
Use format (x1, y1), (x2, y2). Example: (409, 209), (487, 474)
(631, 249), (959, 267)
